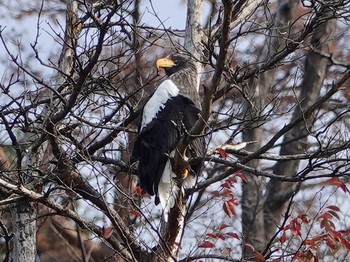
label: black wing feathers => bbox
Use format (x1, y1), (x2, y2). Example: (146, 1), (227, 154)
(132, 95), (203, 197)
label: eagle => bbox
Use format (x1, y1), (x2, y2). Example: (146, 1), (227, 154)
(131, 53), (204, 221)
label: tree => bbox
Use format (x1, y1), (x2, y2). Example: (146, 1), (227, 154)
(0, 0), (350, 261)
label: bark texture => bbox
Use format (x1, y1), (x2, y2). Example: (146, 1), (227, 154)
(10, 201), (38, 262)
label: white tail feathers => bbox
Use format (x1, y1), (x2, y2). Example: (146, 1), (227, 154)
(158, 158), (197, 222)
(158, 159), (179, 222)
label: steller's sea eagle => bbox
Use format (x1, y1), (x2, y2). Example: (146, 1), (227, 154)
(131, 53), (204, 221)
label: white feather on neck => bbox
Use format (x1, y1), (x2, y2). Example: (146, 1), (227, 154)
(141, 79), (179, 130)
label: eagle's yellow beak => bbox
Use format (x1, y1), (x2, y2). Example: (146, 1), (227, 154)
(156, 58), (176, 69)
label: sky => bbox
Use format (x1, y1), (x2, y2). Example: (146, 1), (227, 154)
(0, 0), (197, 104)
(141, 0), (189, 29)
(0, 0), (211, 79)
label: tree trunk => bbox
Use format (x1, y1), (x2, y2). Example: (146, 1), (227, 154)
(241, 0), (298, 257)
(184, 0), (203, 91)
(10, 201), (38, 262)
(264, 1), (336, 242)
(9, 1), (81, 261)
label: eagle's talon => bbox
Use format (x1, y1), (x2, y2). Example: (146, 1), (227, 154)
(182, 168), (189, 179)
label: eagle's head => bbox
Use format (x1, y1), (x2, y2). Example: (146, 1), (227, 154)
(156, 53), (197, 77)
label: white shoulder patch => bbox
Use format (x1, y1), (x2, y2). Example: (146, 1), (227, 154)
(141, 79), (179, 130)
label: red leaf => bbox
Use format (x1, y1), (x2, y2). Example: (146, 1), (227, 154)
(211, 190), (221, 197)
(134, 186), (142, 196)
(244, 244), (265, 261)
(280, 231), (286, 244)
(207, 233), (218, 239)
(319, 212), (332, 220)
(253, 251), (266, 262)
(294, 251), (303, 260)
(220, 182), (231, 188)
(304, 239), (316, 246)
(340, 229), (350, 235)
(219, 223), (230, 230)
(130, 209), (142, 218)
(332, 230), (342, 242)
(333, 231), (350, 251)
(298, 214), (310, 224)
(223, 188), (234, 198)
(102, 226), (115, 239)
(327, 205), (340, 212)
(198, 241), (215, 248)
(326, 178), (348, 193)
(290, 218), (301, 236)
(226, 232), (240, 239)
(216, 148), (228, 159)
(339, 182), (348, 193)
(223, 199), (237, 218)
(235, 172), (248, 183)
(216, 233), (226, 240)
(326, 237), (338, 250)
(225, 176), (237, 185)
(326, 220), (336, 232)
(244, 243), (256, 253)
(328, 210), (340, 220)
(230, 198), (239, 205)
